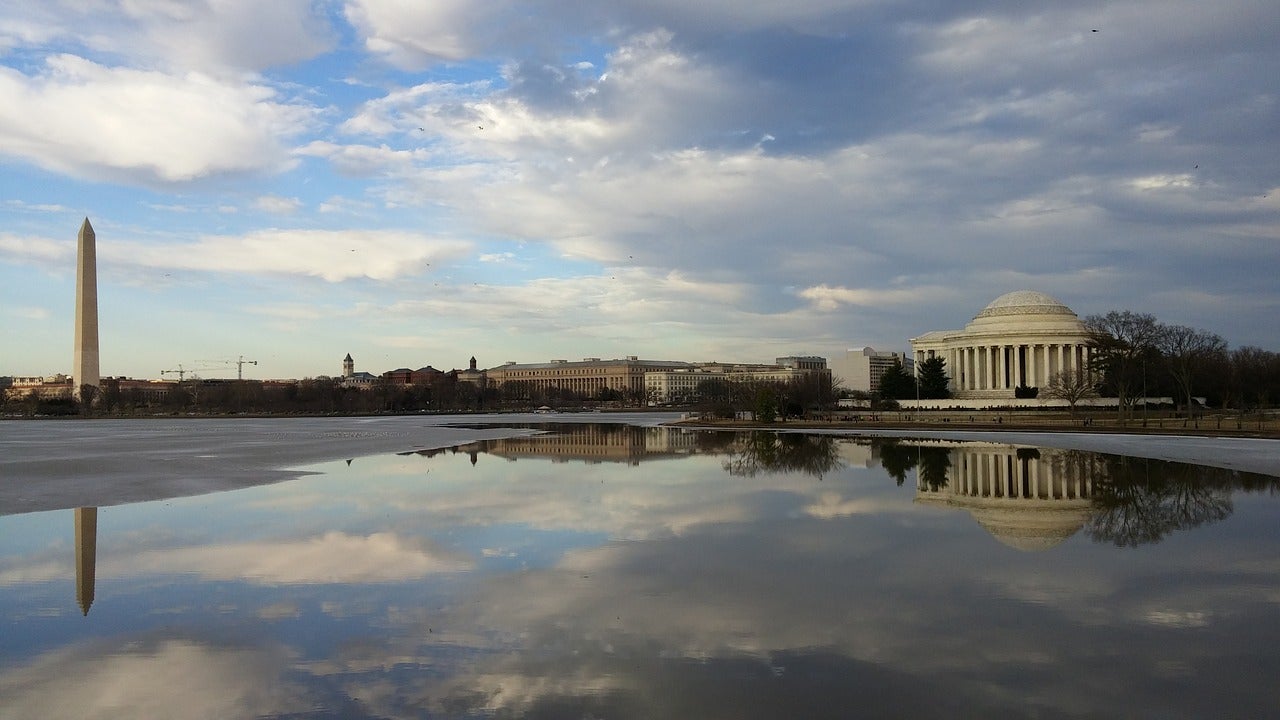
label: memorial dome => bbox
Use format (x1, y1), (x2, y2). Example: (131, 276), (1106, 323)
(969, 505), (1092, 552)
(965, 290), (1086, 334)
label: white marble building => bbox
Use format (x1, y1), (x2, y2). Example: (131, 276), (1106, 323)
(911, 291), (1094, 399)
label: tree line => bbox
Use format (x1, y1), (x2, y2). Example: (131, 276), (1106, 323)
(1083, 310), (1279, 417)
(3, 370), (838, 419)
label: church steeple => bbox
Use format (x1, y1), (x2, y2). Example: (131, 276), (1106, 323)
(343, 353), (354, 378)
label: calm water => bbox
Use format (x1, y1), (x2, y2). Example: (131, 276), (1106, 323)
(2, 424), (1279, 719)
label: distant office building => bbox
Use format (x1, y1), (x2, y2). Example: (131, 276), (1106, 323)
(4, 374), (74, 400)
(644, 369), (727, 403)
(775, 356), (828, 371)
(831, 347), (912, 394)
(486, 357), (694, 399)
(382, 366), (444, 385)
(645, 359), (831, 404)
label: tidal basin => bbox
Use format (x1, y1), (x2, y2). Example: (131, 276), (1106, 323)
(2, 415), (1280, 719)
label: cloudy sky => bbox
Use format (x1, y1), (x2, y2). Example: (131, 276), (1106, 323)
(1, 0), (1277, 380)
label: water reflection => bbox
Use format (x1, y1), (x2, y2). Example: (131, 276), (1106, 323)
(913, 443), (1096, 551)
(1087, 455), (1237, 547)
(719, 432), (844, 479)
(900, 439), (1280, 550)
(5, 424), (1280, 719)
(434, 427), (1279, 552)
(407, 423), (701, 465)
(74, 507), (96, 616)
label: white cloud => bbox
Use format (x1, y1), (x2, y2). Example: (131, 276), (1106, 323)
(2, 199), (69, 213)
(0, 55), (316, 184)
(244, 303), (332, 322)
(296, 140), (431, 177)
(105, 531), (471, 584)
(798, 285), (941, 311)
(0, 640), (310, 720)
(121, 229), (472, 282)
(0, 233), (70, 264)
(0, 0), (334, 73)
(8, 305), (49, 320)
(1128, 174), (1195, 191)
(253, 194), (303, 214)
(317, 195), (374, 214)
(109, 0), (335, 72)
(1, 227), (473, 282)
(344, 0), (499, 67)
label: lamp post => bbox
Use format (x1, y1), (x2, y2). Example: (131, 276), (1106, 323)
(914, 354), (920, 421)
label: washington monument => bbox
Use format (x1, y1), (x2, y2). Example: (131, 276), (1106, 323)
(73, 218), (99, 399)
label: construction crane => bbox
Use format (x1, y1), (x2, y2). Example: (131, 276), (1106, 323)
(235, 356), (258, 380)
(159, 364), (221, 381)
(163, 357), (258, 381)
(159, 365), (187, 381)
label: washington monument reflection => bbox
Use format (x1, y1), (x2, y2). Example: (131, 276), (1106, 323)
(75, 507), (97, 615)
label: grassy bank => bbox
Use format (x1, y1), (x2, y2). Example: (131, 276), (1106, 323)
(680, 410), (1280, 440)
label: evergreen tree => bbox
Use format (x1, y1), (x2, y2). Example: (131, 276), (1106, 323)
(917, 356), (952, 399)
(877, 359), (916, 400)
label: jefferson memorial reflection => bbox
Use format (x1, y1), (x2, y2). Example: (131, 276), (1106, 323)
(915, 443), (1100, 551)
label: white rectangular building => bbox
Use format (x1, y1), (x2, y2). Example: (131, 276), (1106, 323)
(830, 347), (912, 394)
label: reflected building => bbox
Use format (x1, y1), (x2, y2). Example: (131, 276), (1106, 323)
(442, 426), (701, 465)
(835, 440), (880, 470)
(915, 443), (1099, 551)
(75, 507), (98, 615)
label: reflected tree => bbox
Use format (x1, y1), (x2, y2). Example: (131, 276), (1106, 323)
(722, 432), (843, 479)
(917, 447), (951, 491)
(877, 440), (917, 486)
(1088, 455), (1236, 547)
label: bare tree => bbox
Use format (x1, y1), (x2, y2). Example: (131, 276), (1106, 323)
(1043, 369), (1098, 416)
(1085, 311), (1160, 419)
(1232, 346), (1280, 410)
(1155, 324), (1226, 415)
(77, 384), (100, 415)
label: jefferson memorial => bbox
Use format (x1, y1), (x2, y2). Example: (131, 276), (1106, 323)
(911, 291), (1093, 399)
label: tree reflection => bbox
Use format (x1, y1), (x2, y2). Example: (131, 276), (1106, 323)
(1086, 455), (1252, 547)
(874, 440), (950, 489)
(917, 448), (951, 491)
(721, 432), (843, 479)
(877, 441), (915, 486)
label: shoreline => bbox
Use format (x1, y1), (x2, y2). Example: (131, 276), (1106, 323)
(671, 416), (1280, 440)
(672, 419), (1280, 477)
(4, 412), (1278, 516)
